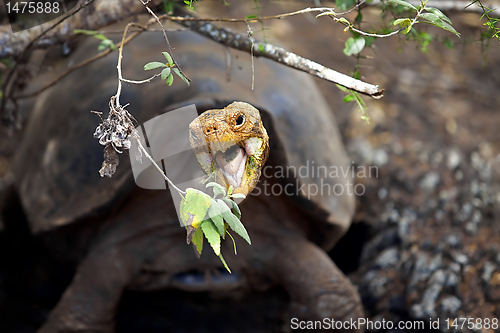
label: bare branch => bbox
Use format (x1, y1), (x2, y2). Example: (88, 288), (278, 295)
(371, 0), (500, 15)
(179, 20), (384, 98)
(137, 0), (189, 82)
(165, 2), (367, 23)
(15, 25), (146, 99)
(121, 73), (162, 84)
(0, 0), (164, 58)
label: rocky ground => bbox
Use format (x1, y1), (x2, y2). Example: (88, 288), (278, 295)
(0, 1), (499, 332)
(312, 7), (500, 333)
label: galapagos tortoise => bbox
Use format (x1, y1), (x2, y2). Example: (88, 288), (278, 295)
(14, 29), (362, 332)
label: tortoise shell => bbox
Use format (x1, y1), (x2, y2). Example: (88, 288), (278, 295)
(14, 29), (354, 249)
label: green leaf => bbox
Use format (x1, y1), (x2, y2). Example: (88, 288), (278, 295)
(191, 227), (204, 256)
(180, 188), (211, 228)
(201, 220), (221, 255)
(444, 39), (454, 49)
(162, 0), (174, 14)
(420, 12), (441, 24)
(420, 13), (460, 37)
(218, 253), (231, 273)
(162, 52), (174, 66)
(403, 25), (413, 34)
(393, 18), (412, 34)
(439, 21), (461, 37)
(166, 74), (174, 86)
(336, 0), (355, 11)
(343, 37), (365, 56)
(245, 14), (258, 19)
(172, 68), (190, 86)
(343, 95), (355, 102)
(336, 84), (349, 92)
(144, 62), (167, 70)
(93, 33), (108, 41)
(337, 17), (350, 25)
(222, 198), (241, 219)
(393, 18), (411, 26)
(74, 29), (96, 35)
(206, 182), (226, 198)
(217, 199), (250, 244)
(231, 193), (246, 199)
(355, 11), (363, 24)
(386, 0), (417, 11)
(98, 39), (114, 51)
(208, 199), (225, 236)
(161, 68), (171, 80)
(424, 7), (452, 25)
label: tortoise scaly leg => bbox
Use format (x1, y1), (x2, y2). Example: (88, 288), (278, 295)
(38, 246), (142, 333)
(271, 238), (364, 332)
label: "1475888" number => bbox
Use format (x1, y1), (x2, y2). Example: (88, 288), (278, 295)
(6, 2), (60, 14)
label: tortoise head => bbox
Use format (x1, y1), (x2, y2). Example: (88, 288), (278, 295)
(188, 102), (269, 197)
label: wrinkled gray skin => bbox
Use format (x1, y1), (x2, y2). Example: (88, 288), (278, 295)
(15, 30), (362, 332)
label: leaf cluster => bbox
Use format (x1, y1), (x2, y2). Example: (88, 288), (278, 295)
(144, 52), (190, 86)
(468, 0), (500, 41)
(180, 183), (249, 273)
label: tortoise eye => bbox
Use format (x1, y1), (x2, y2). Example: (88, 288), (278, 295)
(235, 115), (244, 126)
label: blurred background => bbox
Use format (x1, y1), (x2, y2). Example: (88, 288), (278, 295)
(1, 0), (499, 332)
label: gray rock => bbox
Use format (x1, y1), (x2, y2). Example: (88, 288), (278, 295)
(409, 253), (442, 288)
(447, 150), (461, 170)
(420, 172), (440, 192)
(465, 222), (477, 235)
(450, 251), (468, 266)
(439, 295), (462, 315)
(414, 270), (446, 318)
(375, 247), (399, 268)
(481, 261), (496, 283)
(443, 233), (461, 248)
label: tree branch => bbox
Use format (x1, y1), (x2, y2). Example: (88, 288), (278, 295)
(370, 0), (500, 15)
(178, 20), (384, 99)
(0, 0), (164, 58)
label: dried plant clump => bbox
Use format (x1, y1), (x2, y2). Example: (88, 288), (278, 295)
(93, 96), (140, 177)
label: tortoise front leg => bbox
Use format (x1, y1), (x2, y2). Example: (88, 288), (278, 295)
(38, 247), (141, 333)
(271, 238), (364, 332)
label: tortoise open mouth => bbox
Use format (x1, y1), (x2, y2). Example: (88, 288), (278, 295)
(207, 137), (263, 191)
(214, 144), (247, 189)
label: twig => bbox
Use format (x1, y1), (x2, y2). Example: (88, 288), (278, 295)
(113, 20), (185, 195)
(15, 25), (146, 99)
(136, 139), (186, 195)
(0, 0), (164, 58)
(24, 0), (98, 54)
(138, 0), (190, 82)
(165, 2), (367, 23)
(179, 20), (384, 98)
(371, 0), (500, 16)
(11, 1), (387, 101)
(121, 73), (162, 84)
(2, 0), (98, 120)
